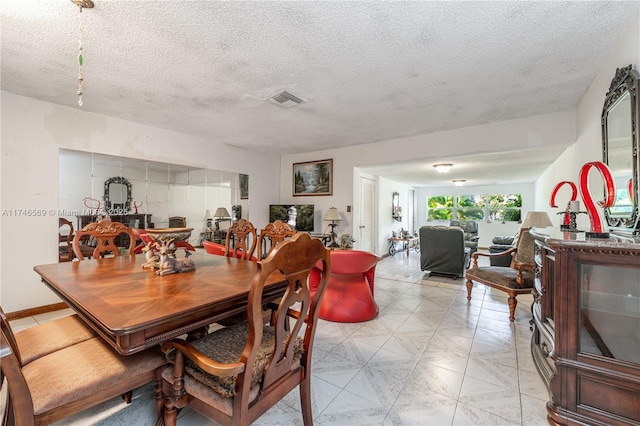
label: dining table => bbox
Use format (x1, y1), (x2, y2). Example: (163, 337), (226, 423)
(34, 253), (287, 355)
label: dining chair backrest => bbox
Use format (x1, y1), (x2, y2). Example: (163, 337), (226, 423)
(257, 220), (297, 260)
(512, 228), (535, 268)
(58, 218), (74, 262)
(224, 218), (257, 261)
(161, 232), (331, 426)
(0, 307), (22, 365)
(169, 216), (187, 228)
(72, 219), (135, 260)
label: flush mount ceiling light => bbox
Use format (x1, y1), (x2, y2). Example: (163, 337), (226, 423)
(452, 179), (467, 186)
(71, 0), (94, 107)
(433, 163), (453, 174)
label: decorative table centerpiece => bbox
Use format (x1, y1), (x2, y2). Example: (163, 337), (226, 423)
(143, 228), (195, 275)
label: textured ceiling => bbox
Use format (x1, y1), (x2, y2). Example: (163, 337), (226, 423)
(2, 1), (638, 186)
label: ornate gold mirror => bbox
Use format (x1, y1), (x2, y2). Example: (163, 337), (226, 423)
(602, 65), (640, 234)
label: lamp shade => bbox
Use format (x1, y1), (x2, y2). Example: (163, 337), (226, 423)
(205, 209), (214, 220)
(521, 211), (553, 229)
(324, 207), (342, 222)
(214, 207), (230, 218)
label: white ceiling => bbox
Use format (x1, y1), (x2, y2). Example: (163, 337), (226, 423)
(2, 1), (638, 186)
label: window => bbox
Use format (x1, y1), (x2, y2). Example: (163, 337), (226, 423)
(427, 193), (522, 222)
(455, 195), (486, 220)
(427, 196), (454, 221)
(488, 194), (522, 222)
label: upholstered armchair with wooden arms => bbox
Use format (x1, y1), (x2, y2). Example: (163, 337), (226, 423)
(160, 233), (331, 426)
(0, 311), (167, 426)
(72, 219), (136, 260)
(465, 229), (536, 322)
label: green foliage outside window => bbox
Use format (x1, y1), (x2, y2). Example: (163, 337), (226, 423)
(456, 195), (485, 220)
(428, 193), (522, 222)
(427, 196), (454, 220)
(488, 194), (522, 222)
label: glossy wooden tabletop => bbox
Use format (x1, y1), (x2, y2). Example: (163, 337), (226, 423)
(34, 254), (286, 355)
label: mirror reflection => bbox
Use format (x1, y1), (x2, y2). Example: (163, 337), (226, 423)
(602, 65), (640, 232)
(104, 176), (132, 212)
(59, 149), (247, 246)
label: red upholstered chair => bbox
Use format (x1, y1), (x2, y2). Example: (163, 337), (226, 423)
(202, 240), (227, 256)
(135, 229), (195, 254)
(310, 250), (380, 323)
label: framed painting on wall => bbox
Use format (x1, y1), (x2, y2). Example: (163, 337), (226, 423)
(240, 174), (249, 199)
(293, 159), (333, 196)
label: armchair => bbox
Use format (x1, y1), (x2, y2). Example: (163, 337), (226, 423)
(465, 229), (535, 322)
(419, 226), (471, 279)
(449, 219), (479, 255)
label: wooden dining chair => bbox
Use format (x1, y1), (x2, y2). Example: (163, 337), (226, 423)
(257, 220), (297, 260)
(0, 311), (167, 426)
(72, 219), (136, 260)
(169, 216), (187, 228)
(161, 233), (331, 426)
(58, 218), (75, 262)
(224, 218), (257, 261)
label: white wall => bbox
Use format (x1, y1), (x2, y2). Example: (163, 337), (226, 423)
(0, 92), (280, 312)
(535, 11), (640, 232)
(378, 177), (411, 255)
(281, 111), (575, 255)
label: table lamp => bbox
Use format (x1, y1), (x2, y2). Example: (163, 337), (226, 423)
(214, 207), (231, 231)
(324, 207), (342, 247)
(520, 211), (553, 230)
(205, 209), (214, 231)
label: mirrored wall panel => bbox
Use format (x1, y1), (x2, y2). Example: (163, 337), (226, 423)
(59, 149), (247, 246)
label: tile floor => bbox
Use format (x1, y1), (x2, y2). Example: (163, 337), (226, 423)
(5, 251), (550, 425)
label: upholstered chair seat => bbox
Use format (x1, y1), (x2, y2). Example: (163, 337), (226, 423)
(464, 267), (533, 289)
(162, 323), (303, 414)
(14, 314), (96, 365)
(21, 339), (166, 416)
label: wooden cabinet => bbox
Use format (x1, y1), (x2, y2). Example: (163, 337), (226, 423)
(77, 214), (153, 230)
(530, 229), (640, 425)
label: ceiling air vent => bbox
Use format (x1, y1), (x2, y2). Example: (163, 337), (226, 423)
(266, 90), (306, 108)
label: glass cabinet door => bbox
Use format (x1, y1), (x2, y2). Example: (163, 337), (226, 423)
(580, 264), (640, 363)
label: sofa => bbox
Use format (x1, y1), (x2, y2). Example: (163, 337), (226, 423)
(419, 226), (471, 279)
